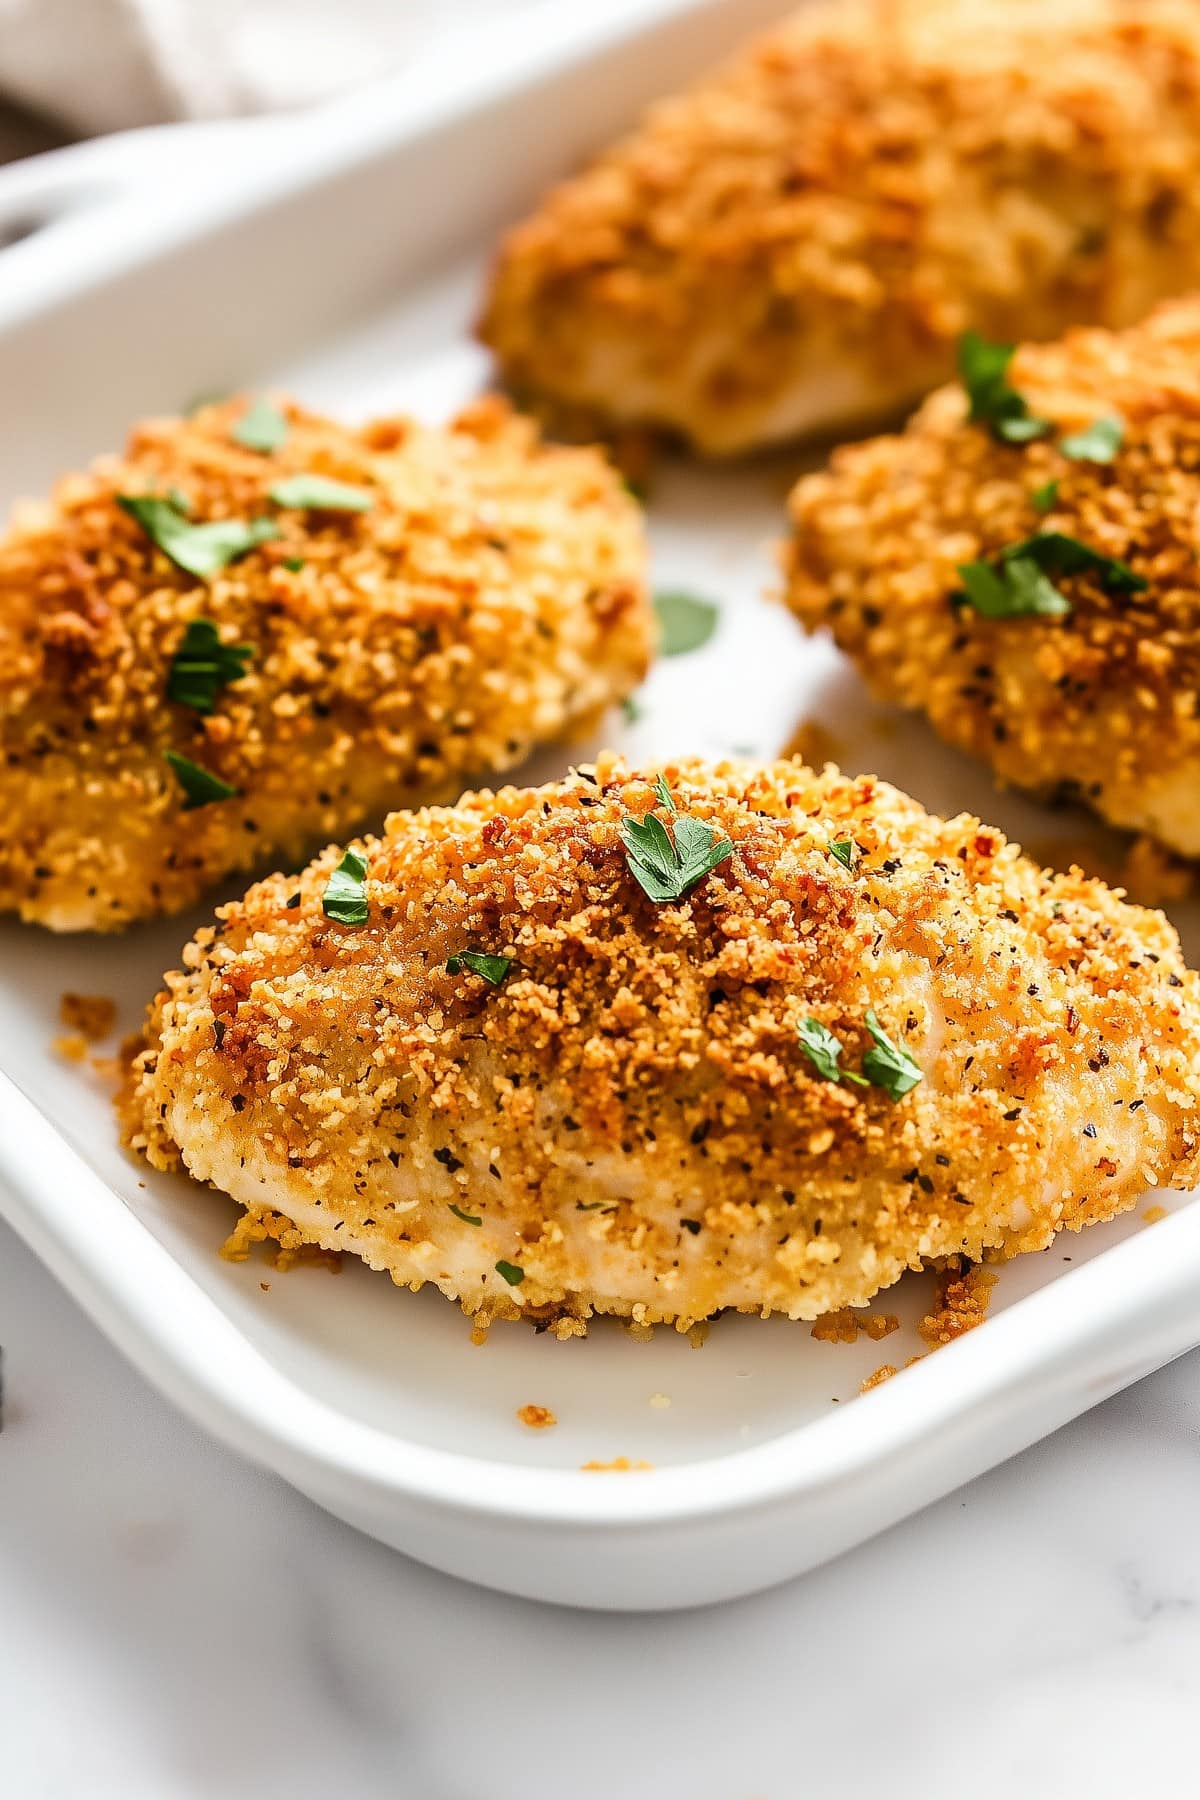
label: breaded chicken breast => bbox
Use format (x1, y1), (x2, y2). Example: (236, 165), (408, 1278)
(785, 296), (1200, 857)
(481, 0), (1200, 454)
(124, 755), (1200, 1333)
(0, 395), (649, 931)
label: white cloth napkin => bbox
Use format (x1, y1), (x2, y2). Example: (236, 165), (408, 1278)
(0, 0), (507, 134)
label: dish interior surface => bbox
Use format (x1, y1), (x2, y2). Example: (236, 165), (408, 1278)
(3, 229), (1198, 1476)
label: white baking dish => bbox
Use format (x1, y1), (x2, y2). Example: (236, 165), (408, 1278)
(2, 0), (1199, 1612)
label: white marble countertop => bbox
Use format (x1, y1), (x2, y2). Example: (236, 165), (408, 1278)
(3, 1213), (1198, 1799)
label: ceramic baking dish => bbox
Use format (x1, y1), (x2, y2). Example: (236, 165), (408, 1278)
(2, 0), (1199, 1611)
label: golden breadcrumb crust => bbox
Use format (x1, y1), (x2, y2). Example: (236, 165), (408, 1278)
(481, 0), (1200, 453)
(0, 395), (649, 930)
(125, 755), (1200, 1331)
(785, 295), (1200, 856)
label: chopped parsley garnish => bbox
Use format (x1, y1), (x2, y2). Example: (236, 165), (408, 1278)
(957, 530), (1145, 620)
(163, 750), (237, 809)
(282, 556), (306, 572)
(798, 1010), (922, 1100)
(322, 847), (369, 926)
(620, 778), (733, 903)
(231, 398), (290, 454)
(495, 1259), (525, 1286)
(1059, 415), (1123, 464)
(797, 1017), (868, 1087)
(829, 839), (858, 871)
(957, 557), (1070, 620)
(621, 694), (644, 724)
(167, 618), (253, 713)
(861, 1008), (923, 1100)
(118, 494), (279, 579)
(449, 1203), (482, 1226)
(446, 951), (513, 985)
(1030, 479), (1059, 515)
(653, 590), (719, 656)
(957, 330), (1051, 445)
(269, 474), (373, 512)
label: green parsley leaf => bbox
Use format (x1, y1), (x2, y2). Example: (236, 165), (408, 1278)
(167, 618), (254, 713)
(957, 557), (1070, 620)
(282, 556), (306, 572)
(446, 951), (513, 985)
(798, 1010), (920, 1098)
(620, 780), (733, 904)
(653, 590), (719, 656)
(118, 494), (279, 580)
(167, 487), (193, 514)
(1059, 415), (1123, 464)
(1030, 479), (1059, 514)
(861, 1007), (923, 1099)
(495, 1259), (525, 1286)
(232, 398), (290, 454)
(163, 750), (237, 809)
(957, 330), (1052, 445)
(958, 530), (1145, 619)
(1001, 532), (1144, 591)
(620, 694), (644, 724)
(798, 1017), (849, 1083)
(829, 839), (858, 870)
(322, 847), (370, 926)
(449, 1203), (482, 1226)
(269, 474), (373, 512)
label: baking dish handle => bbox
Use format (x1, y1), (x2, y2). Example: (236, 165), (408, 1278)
(0, 118), (297, 259)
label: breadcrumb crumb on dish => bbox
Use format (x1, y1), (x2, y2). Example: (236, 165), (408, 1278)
(0, 394), (650, 931)
(516, 1404), (557, 1429)
(481, 0), (1200, 454)
(123, 754), (1200, 1333)
(916, 1259), (997, 1346)
(59, 992), (116, 1041)
(786, 297), (1200, 858)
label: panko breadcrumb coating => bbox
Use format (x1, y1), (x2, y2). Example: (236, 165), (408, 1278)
(481, 0), (1200, 454)
(0, 394), (649, 930)
(124, 755), (1200, 1333)
(785, 296), (1200, 857)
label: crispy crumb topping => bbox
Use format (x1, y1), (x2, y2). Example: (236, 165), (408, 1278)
(0, 394), (650, 929)
(786, 296), (1200, 856)
(125, 755), (1200, 1330)
(482, 0), (1200, 452)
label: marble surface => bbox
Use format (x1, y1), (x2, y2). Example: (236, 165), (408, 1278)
(3, 1214), (1199, 1799)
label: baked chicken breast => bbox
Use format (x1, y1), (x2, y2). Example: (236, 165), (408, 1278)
(481, 0), (1200, 454)
(0, 395), (649, 930)
(125, 755), (1200, 1333)
(785, 296), (1200, 857)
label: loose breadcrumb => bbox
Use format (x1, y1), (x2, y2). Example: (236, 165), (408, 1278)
(482, 0), (1200, 454)
(59, 992), (116, 1040)
(861, 1364), (899, 1393)
(1, 394), (650, 930)
(1143, 1204), (1168, 1223)
(786, 297), (1200, 858)
(52, 1033), (88, 1063)
(916, 1260), (997, 1346)
(124, 753), (1200, 1333)
(517, 1403), (557, 1429)
(810, 1308), (899, 1344)
(580, 1457), (654, 1472)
